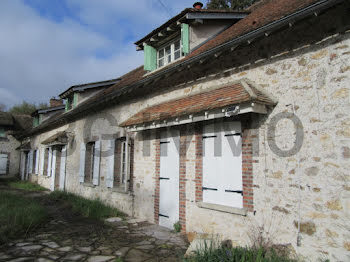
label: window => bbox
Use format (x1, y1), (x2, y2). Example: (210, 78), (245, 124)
(65, 93), (77, 112)
(114, 137), (132, 190)
(106, 137), (134, 191)
(201, 121), (243, 208)
(84, 142), (95, 183)
(157, 39), (182, 68)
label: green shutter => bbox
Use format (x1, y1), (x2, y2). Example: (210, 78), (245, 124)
(73, 93), (78, 108)
(39, 114), (43, 124)
(181, 23), (190, 54)
(144, 44), (157, 71)
(0, 128), (5, 137)
(65, 99), (69, 112)
(33, 117), (39, 127)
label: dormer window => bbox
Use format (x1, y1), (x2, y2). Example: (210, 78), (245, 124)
(158, 39), (182, 68)
(65, 93), (77, 112)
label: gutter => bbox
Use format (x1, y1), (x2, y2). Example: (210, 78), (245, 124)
(20, 0), (343, 139)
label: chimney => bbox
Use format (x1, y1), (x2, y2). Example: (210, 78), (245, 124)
(50, 98), (63, 108)
(193, 2), (203, 10)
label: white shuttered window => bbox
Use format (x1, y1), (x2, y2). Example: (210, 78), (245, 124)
(202, 121), (243, 208)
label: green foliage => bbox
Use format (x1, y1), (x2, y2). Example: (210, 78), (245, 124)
(183, 244), (297, 262)
(174, 221), (182, 233)
(9, 181), (47, 191)
(0, 192), (47, 243)
(206, 0), (258, 10)
(49, 191), (125, 220)
(8, 101), (48, 115)
(115, 258), (124, 262)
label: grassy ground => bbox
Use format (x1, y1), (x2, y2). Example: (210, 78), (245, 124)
(48, 191), (125, 220)
(0, 191), (47, 244)
(8, 180), (47, 191)
(183, 246), (297, 262)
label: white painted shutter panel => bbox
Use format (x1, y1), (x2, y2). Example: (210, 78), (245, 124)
(221, 122), (243, 208)
(28, 150), (33, 174)
(93, 140), (101, 186)
(25, 153), (30, 180)
(35, 150), (39, 174)
(202, 123), (221, 205)
(106, 139), (115, 188)
(59, 146), (67, 190)
(47, 147), (52, 177)
(78, 143), (86, 183)
(50, 150), (57, 191)
(20, 152), (26, 180)
(40, 149), (45, 175)
(0, 154), (8, 175)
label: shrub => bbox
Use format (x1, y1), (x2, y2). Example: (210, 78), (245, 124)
(49, 191), (125, 220)
(0, 192), (47, 243)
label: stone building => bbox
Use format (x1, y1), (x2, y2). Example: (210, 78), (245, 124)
(0, 112), (32, 177)
(17, 0), (350, 260)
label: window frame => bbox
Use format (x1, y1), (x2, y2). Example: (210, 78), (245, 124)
(111, 136), (132, 192)
(157, 38), (182, 69)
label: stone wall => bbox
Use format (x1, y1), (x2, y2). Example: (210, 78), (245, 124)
(28, 4), (350, 261)
(0, 135), (20, 177)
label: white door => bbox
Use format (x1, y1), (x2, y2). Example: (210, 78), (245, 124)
(159, 129), (180, 229)
(0, 154), (8, 175)
(203, 121), (243, 208)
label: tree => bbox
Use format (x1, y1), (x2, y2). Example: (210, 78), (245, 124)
(206, 0), (258, 10)
(8, 102), (48, 115)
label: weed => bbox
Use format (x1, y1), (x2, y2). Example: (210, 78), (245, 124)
(174, 221), (182, 233)
(8, 181), (47, 191)
(115, 258), (124, 262)
(49, 191), (125, 220)
(0, 191), (47, 243)
(183, 245), (297, 262)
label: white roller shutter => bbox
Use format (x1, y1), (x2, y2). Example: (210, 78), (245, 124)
(92, 140), (101, 186)
(78, 143), (86, 183)
(106, 139), (115, 188)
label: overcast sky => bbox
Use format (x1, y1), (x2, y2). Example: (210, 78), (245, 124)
(0, 0), (198, 109)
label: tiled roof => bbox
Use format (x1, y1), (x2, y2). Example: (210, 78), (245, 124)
(21, 0), (344, 138)
(120, 80), (275, 127)
(187, 0), (323, 59)
(99, 0), (329, 103)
